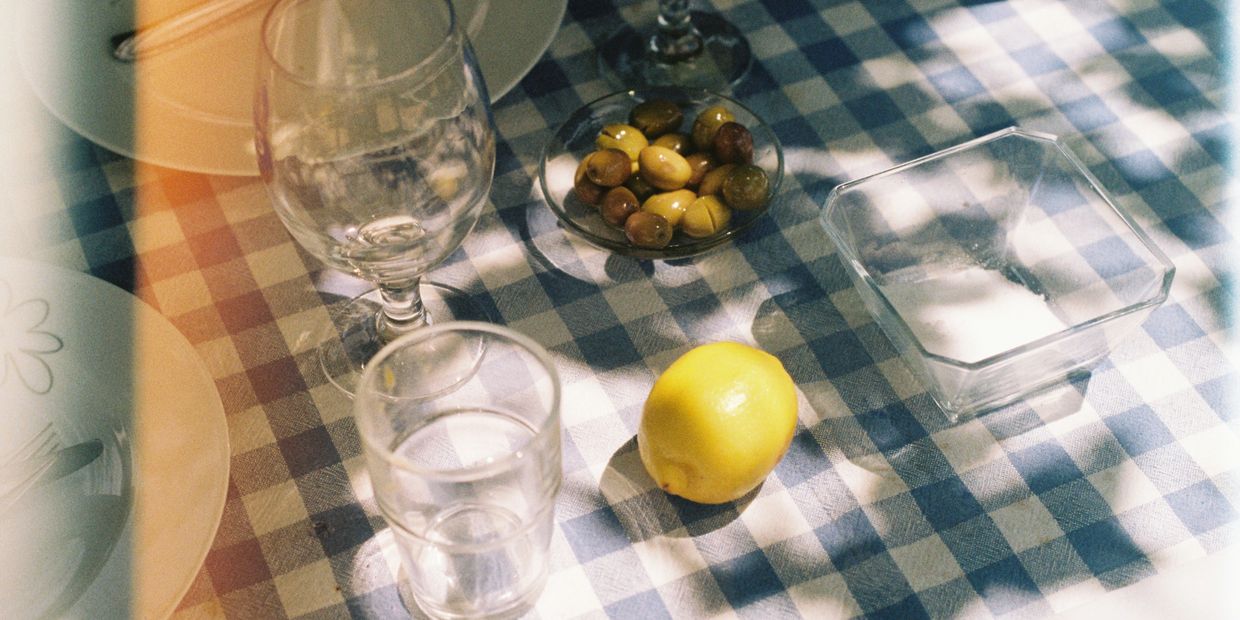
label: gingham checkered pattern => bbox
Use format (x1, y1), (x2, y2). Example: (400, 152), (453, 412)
(1, 0), (1234, 618)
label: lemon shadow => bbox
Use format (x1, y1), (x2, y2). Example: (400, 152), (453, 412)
(600, 436), (760, 541)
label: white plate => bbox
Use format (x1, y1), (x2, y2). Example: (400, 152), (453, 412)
(0, 258), (229, 619)
(14, 0), (566, 177)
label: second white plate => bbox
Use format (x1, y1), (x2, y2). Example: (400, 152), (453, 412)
(15, 0), (566, 177)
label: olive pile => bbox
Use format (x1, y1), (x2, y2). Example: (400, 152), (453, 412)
(572, 99), (771, 250)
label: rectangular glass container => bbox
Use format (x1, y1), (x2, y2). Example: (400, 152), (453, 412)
(820, 127), (1175, 421)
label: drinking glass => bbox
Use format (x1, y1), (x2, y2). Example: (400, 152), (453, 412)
(255, 0), (496, 394)
(353, 322), (562, 619)
(597, 0), (752, 90)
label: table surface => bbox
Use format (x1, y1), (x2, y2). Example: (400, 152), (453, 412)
(1, 0), (1236, 618)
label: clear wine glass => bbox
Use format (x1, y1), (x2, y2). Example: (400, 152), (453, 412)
(597, 0), (752, 91)
(254, 0), (496, 394)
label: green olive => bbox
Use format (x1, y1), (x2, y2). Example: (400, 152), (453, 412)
(629, 99), (684, 138)
(624, 174), (657, 202)
(596, 123), (648, 161)
(721, 164), (770, 211)
(641, 189), (696, 227)
(712, 121), (754, 164)
(573, 158), (604, 205)
(681, 195), (732, 238)
(697, 163), (736, 197)
(653, 132), (692, 155)
(625, 211), (673, 249)
(638, 145), (693, 191)
(584, 148), (632, 187)
(600, 186), (640, 227)
(692, 105), (735, 151)
(684, 152), (715, 189)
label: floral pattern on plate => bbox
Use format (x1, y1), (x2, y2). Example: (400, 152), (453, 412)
(0, 279), (64, 395)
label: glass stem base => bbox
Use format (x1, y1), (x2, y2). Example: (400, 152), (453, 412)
(318, 281), (490, 396)
(376, 280), (429, 342)
(597, 10), (752, 91)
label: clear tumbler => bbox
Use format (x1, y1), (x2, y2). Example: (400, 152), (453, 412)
(353, 322), (562, 619)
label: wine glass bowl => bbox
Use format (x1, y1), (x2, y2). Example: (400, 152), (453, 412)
(254, 0), (496, 393)
(539, 87), (784, 260)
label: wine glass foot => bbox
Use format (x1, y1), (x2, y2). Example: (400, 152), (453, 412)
(318, 281), (491, 396)
(597, 10), (752, 91)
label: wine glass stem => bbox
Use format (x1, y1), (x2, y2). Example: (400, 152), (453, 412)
(377, 279), (429, 341)
(653, 0), (703, 62)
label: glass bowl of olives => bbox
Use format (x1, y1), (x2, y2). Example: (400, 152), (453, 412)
(539, 87), (784, 259)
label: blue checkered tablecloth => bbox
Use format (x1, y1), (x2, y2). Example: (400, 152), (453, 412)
(1, 0), (1235, 618)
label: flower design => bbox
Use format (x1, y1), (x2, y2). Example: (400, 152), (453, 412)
(0, 279), (64, 395)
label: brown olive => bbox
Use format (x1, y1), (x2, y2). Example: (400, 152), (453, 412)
(698, 163), (736, 197)
(596, 123), (649, 161)
(684, 152), (715, 189)
(573, 158), (604, 205)
(692, 105), (735, 151)
(641, 189), (696, 227)
(712, 121), (754, 164)
(681, 195), (732, 238)
(585, 148), (632, 187)
(721, 164), (770, 211)
(653, 132), (692, 155)
(625, 211), (673, 249)
(638, 145), (693, 191)
(600, 186), (640, 227)
(629, 99), (684, 138)
(625, 174), (658, 202)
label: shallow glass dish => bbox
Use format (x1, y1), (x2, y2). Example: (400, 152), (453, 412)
(820, 127), (1175, 420)
(539, 87), (784, 259)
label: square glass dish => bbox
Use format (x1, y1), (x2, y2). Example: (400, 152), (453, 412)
(820, 127), (1175, 420)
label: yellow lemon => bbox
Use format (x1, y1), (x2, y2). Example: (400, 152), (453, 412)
(638, 341), (798, 504)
